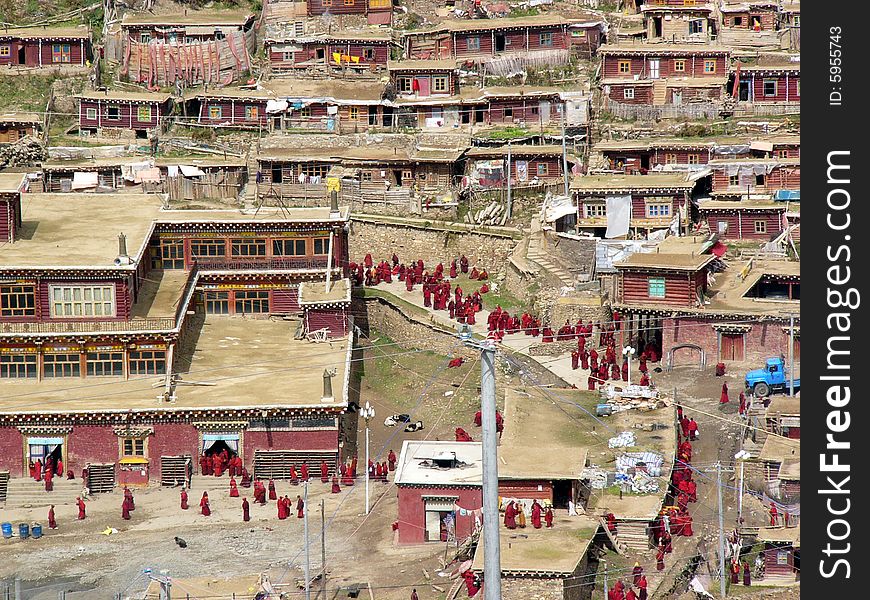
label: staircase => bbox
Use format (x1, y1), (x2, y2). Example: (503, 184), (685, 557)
(615, 520), (652, 551)
(652, 79), (668, 106)
(2, 474), (84, 509)
(524, 219), (576, 288)
(242, 142), (260, 210)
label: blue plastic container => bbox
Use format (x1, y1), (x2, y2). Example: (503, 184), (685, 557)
(18, 523), (29, 540)
(1, 523), (11, 538)
(31, 523), (42, 539)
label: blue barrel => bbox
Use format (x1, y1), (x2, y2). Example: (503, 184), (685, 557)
(18, 523), (29, 540)
(31, 523), (42, 539)
(1, 523), (11, 538)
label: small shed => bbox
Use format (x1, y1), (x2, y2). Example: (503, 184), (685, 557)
(756, 525), (800, 585)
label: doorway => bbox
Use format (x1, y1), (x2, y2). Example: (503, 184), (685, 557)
(738, 80), (750, 101)
(553, 479), (573, 509)
(720, 333), (745, 361)
(495, 34), (506, 52)
(672, 90), (682, 105)
(17, 44), (25, 65)
(27, 437), (64, 472)
(648, 58), (660, 79)
(425, 509), (456, 542)
(652, 17), (663, 38)
(382, 107), (394, 128)
(474, 107), (485, 124)
(368, 106), (378, 126)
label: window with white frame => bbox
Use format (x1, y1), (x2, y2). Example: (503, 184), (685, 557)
(648, 277), (666, 299)
(646, 203), (672, 218)
(86, 107), (97, 120)
(137, 105), (152, 121)
(107, 105), (121, 120)
(540, 32), (553, 46)
(623, 88), (635, 100)
(467, 36), (481, 51)
(763, 79), (777, 97)
(50, 285), (114, 318)
(0, 45), (10, 57)
(433, 76), (449, 93)
(584, 203), (607, 218)
(754, 220), (767, 234)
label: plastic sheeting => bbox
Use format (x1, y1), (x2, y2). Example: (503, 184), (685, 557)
(542, 193), (576, 223)
(71, 171), (99, 189)
(608, 431), (637, 449)
(605, 195), (631, 239)
(266, 99), (289, 114)
(616, 451), (664, 477)
(179, 165), (205, 177)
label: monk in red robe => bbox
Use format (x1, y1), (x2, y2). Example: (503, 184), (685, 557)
(229, 477), (239, 497)
(640, 372), (651, 386)
(296, 495), (305, 518)
(200, 492), (211, 516)
(687, 418), (698, 440)
(656, 545), (665, 571)
(388, 450), (397, 471)
(290, 465), (299, 485)
(67, 468), (75, 480)
(34, 459), (42, 481)
(121, 497), (132, 520)
(503, 501), (517, 529)
(242, 497), (251, 522)
(637, 575), (648, 600)
(769, 504), (778, 526)
(331, 476), (341, 494)
(632, 563), (643, 586)
(241, 468), (252, 488)
(531, 500), (543, 528)
(124, 486), (135, 510)
(77, 497), (87, 520)
(268, 479), (277, 500)
(542, 326), (555, 342)
(320, 461), (329, 483)
(301, 463), (309, 482)
(180, 488), (189, 510)
(720, 382), (730, 404)
(571, 350), (580, 370)
(48, 505), (57, 529)
(545, 507), (554, 528)
(44, 469), (53, 492)
(449, 260), (457, 278)
(278, 496), (288, 519)
(621, 359), (629, 381)
(56, 458), (63, 478)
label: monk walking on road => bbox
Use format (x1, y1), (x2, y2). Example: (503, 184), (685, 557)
(242, 497), (251, 522)
(48, 505), (57, 529)
(180, 488), (189, 510)
(76, 497), (86, 520)
(200, 492), (211, 516)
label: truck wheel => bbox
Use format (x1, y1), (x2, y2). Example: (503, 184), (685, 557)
(753, 382), (770, 397)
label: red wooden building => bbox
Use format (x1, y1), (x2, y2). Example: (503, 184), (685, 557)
(403, 15), (573, 60)
(698, 201), (786, 240)
(120, 10), (256, 43)
(395, 441), (482, 544)
(572, 174), (693, 237)
(465, 145), (576, 189)
(306, 0), (392, 18)
(764, 397), (800, 440)
(708, 158), (800, 199)
(732, 56), (800, 105)
(599, 44), (729, 105)
(77, 90), (173, 138)
(641, 4), (714, 42)
(187, 88), (270, 128)
(719, 1), (779, 31)
(0, 26), (90, 67)
(266, 31), (392, 75)
(0, 173), (27, 243)
(0, 193), (355, 487)
(756, 526), (800, 584)
(0, 112), (42, 143)
(614, 252), (714, 308)
(388, 60), (461, 98)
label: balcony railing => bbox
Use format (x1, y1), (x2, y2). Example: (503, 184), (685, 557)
(193, 257), (333, 271)
(1, 318), (177, 335)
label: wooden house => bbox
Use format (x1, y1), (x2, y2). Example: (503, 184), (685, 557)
(187, 88), (271, 128)
(756, 527), (800, 585)
(571, 174), (693, 237)
(0, 193), (354, 485)
(708, 158), (800, 200)
(484, 87), (565, 126)
(306, 0), (392, 19)
(732, 55), (800, 105)
(77, 90), (173, 139)
(614, 252), (713, 308)
(640, 3), (714, 43)
(0, 173), (26, 243)
(756, 436), (800, 500)
(719, 1), (779, 31)
(765, 397), (800, 440)
(155, 158), (247, 203)
(403, 15), (573, 60)
(0, 112), (41, 142)
(120, 11), (256, 87)
(388, 60), (461, 98)
(0, 26), (90, 68)
(266, 31), (392, 75)
(599, 44), (729, 105)
(568, 21), (606, 58)
(40, 158), (152, 192)
(395, 441), (483, 544)
(465, 145), (575, 189)
(697, 201), (786, 240)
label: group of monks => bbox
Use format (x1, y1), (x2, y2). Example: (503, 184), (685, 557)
(502, 499), (555, 530)
(607, 564), (649, 600)
(199, 449), (243, 478)
(43, 495), (90, 532)
(28, 455), (76, 492)
(730, 559), (753, 586)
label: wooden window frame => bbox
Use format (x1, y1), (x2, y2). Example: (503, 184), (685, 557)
(204, 291), (230, 314)
(234, 291), (270, 314)
(209, 105), (223, 120)
(703, 59), (716, 74)
(313, 238), (330, 255)
(665, 153), (678, 165)
(396, 77), (413, 93)
(343, 0), (354, 5)
(1, 284), (36, 317)
(536, 163), (549, 176)
(754, 220), (767, 234)
(52, 44), (71, 64)
(137, 105), (152, 122)
(86, 107), (97, 120)
(43, 353), (81, 378)
(0, 46), (10, 57)
(120, 437), (147, 459)
(230, 238), (267, 257)
(688, 154), (700, 165)
(272, 239), (307, 256)
(467, 36), (481, 52)
(623, 88), (635, 100)
(646, 203), (672, 218)
(245, 106), (259, 120)
(140, 33), (151, 43)
(618, 60), (631, 74)
(0, 354), (37, 379)
(349, 106), (360, 120)
(190, 239), (227, 258)
(673, 59), (686, 72)
(583, 203), (607, 218)
(49, 285), (115, 318)
(86, 352), (124, 377)
(763, 79), (777, 97)
(107, 105), (121, 120)
(648, 277), (666, 299)
(128, 350), (167, 376)
(729, 174), (740, 187)
(539, 32), (553, 47)
(432, 76), (449, 93)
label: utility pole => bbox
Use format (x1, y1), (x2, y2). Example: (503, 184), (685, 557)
(321, 499), (327, 600)
(602, 559), (608, 599)
(788, 313), (795, 397)
(716, 462), (726, 600)
(561, 114), (570, 198)
(361, 402), (375, 515)
(505, 142), (512, 219)
(475, 340), (502, 600)
(304, 481), (311, 600)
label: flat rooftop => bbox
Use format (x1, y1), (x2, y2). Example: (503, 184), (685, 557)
(615, 251), (714, 272)
(77, 90), (172, 103)
(0, 172), (26, 193)
(0, 317), (350, 415)
(572, 173), (693, 191)
(130, 270), (191, 319)
(0, 26), (89, 39)
(765, 397), (800, 416)
(395, 440), (482, 487)
(472, 515), (599, 576)
(0, 194), (349, 269)
(121, 11), (254, 26)
(466, 145), (566, 158)
(499, 388), (590, 480)
(758, 435), (800, 463)
(756, 525), (800, 546)
(599, 44), (730, 54)
(299, 278), (352, 306)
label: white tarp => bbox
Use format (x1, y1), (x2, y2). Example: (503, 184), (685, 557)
(135, 167), (162, 184)
(71, 171), (99, 189)
(605, 194), (632, 239)
(616, 451), (664, 476)
(121, 161), (155, 182)
(266, 100), (289, 114)
(542, 194), (576, 223)
(179, 165), (205, 177)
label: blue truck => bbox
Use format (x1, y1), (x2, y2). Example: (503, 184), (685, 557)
(744, 356), (800, 396)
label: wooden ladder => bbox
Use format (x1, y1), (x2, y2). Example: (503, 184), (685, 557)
(652, 80), (669, 106)
(87, 463), (116, 494)
(160, 455), (191, 487)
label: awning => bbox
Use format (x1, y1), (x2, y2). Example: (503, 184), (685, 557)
(710, 241), (728, 257)
(71, 171), (99, 189)
(774, 190), (800, 201)
(687, 166), (713, 181)
(29, 437), (64, 445)
(202, 433), (240, 441)
(119, 456), (150, 465)
(266, 99), (289, 114)
(179, 165), (205, 177)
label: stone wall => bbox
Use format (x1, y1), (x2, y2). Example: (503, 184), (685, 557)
(550, 292), (611, 330)
(348, 219), (519, 273)
(501, 577), (564, 600)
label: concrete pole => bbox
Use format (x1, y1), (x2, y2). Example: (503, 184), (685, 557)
(788, 313), (795, 396)
(717, 462), (726, 599)
(304, 480), (311, 600)
(480, 342), (502, 600)
(365, 420), (370, 515)
(603, 559), (608, 599)
(321, 499), (327, 600)
(505, 143), (512, 219)
(562, 115), (570, 198)
(737, 460), (745, 525)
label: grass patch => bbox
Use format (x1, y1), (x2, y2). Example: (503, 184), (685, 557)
(0, 74), (58, 112)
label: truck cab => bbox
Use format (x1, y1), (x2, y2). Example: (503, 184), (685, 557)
(745, 356), (800, 396)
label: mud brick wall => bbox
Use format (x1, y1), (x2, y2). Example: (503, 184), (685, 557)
(348, 219), (519, 273)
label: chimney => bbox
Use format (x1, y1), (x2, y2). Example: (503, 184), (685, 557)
(322, 369), (334, 402)
(115, 232), (132, 265)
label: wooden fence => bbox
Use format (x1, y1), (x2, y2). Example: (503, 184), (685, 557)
(604, 99), (720, 121)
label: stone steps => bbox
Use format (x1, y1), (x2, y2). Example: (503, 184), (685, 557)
(3, 477), (86, 508)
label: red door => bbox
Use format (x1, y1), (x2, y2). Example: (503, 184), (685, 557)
(720, 333), (745, 361)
